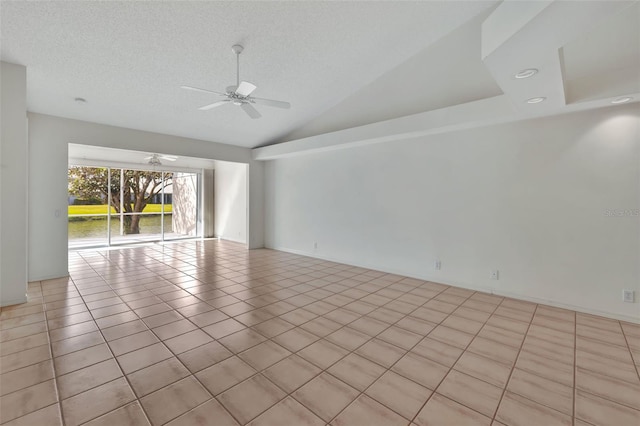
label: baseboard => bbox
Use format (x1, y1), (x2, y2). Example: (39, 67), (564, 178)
(267, 244), (640, 324)
(483, 288), (640, 324)
(216, 236), (247, 244)
(29, 272), (70, 282)
(0, 295), (28, 308)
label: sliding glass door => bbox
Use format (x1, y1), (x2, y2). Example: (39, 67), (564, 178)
(67, 166), (110, 248)
(68, 165), (199, 248)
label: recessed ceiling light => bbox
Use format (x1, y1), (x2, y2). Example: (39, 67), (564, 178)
(74, 97), (87, 103)
(611, 96), (632, 104)
(515, 68), (538, 79)
(526, 97), (546, 104)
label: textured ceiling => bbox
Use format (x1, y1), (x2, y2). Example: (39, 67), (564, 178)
(1, 1), (497, 148)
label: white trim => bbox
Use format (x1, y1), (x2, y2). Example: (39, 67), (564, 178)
(29, 272), (70, 282)
(69, 157), (204, 174)
(216, 236), (248, 245)
(266, 244), (640, 324)
(0, 295), (28, 308)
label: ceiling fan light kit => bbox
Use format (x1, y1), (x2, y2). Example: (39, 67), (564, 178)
(182, 44), (291, 119)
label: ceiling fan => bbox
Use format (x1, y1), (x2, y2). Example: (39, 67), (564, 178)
(181, 44), (291, 119)
(145, 153), (177, 166)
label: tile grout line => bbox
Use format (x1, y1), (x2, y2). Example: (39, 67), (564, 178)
(254, 284), (456, 424)
(618, 320), (640, 383)
(489, 303), (540, 423)
(406, 293), (503, 426)
(221, 282), (449, 422)
(103, 266), (244, 426)
(211, 263), (458, 423)
(41, 279), (68, 426)
(93, 250), (280, 426)
(9, 267), (503, 425)
(71, 256), (158, 426)
(0, 282), (62, 425)
(139, 245), (307, 426)
(287, 286), (480, 424)
(67, 254), (640, 421)
(201, 271), (448, 424)
(8, 242), (638, 425)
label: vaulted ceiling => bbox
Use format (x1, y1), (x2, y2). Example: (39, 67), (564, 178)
(2, 1), (638, 151)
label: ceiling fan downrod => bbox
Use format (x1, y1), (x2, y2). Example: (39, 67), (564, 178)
(231, 44), (244, 89)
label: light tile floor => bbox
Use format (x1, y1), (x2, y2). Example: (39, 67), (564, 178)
(1, 240), (639, 426)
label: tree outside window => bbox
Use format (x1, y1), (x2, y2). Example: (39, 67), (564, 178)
(68, 167), (172, 234)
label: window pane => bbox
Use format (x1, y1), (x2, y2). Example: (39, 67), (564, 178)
(68, 166), (110, 248)
(110, 214), (163, 245)
(109, 168), (165, 244)
(68, 216), (108, 248)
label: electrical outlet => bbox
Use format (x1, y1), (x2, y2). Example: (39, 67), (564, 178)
(434, 260), (441, 271)
(623, 289), (635, 303)
(490, 270), (499, 280)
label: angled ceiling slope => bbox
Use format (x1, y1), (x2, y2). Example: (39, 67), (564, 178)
(254, 0), (640, 160)
(278, 6), (504, 144)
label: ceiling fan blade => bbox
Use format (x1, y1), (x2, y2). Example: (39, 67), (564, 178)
(159, 155), (178, 162)
(251, 97), (291, 109)
(236, 81), (257, 97)
(198, 100), (231, 111)
(241, 102), (261, 119)
(181, 85), (226, 96)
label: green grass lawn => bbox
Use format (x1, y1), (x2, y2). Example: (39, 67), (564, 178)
(68, 204), (172, 215)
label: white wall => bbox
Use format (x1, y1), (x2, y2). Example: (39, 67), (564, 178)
(214, 161), (247, 244)
(0, 62), (28, 306)
(202, 169), (215, 238)
(28, 114), (69, 281)
(28, 113), (255, 281)
(264, 104), (640, 322)
(248, 160), (265, 249)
